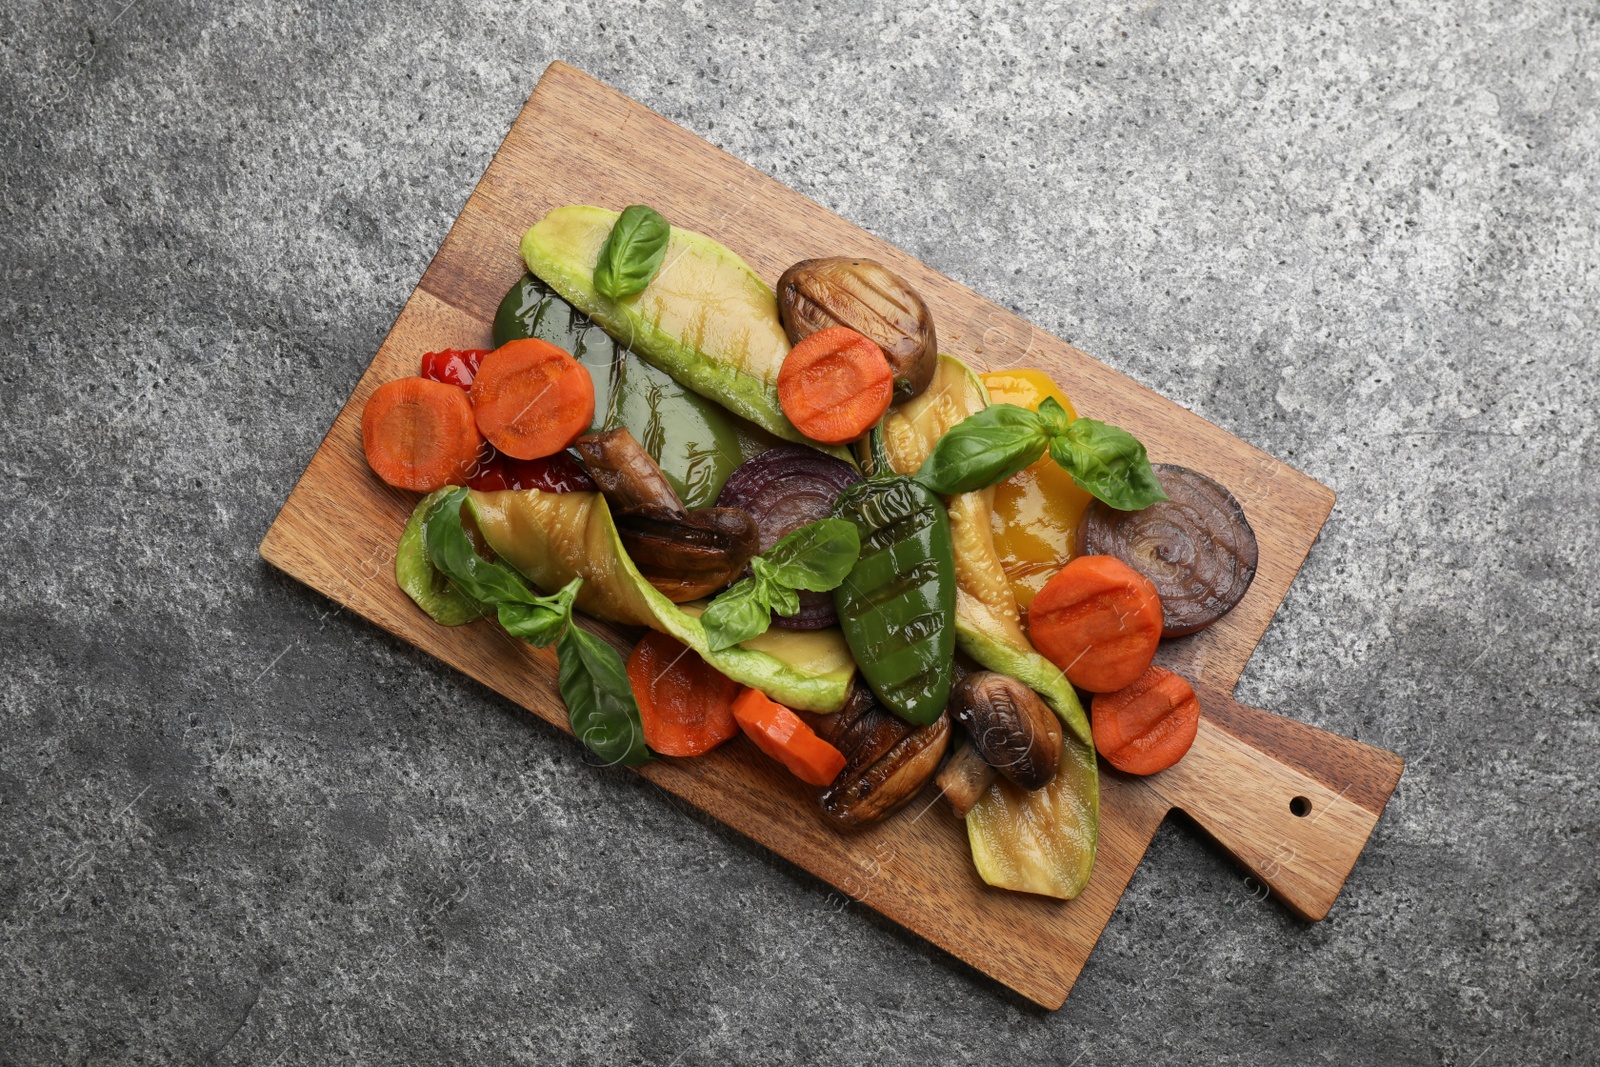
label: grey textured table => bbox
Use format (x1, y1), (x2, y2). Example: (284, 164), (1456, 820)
(3, 2), (1596, 1064)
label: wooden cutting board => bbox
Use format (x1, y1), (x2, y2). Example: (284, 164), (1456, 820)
(259, 62), (1404, 1009)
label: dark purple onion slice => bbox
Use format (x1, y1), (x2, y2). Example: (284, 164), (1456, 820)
(1078, 464), (1258, 637)
(717, 445), (863, 629)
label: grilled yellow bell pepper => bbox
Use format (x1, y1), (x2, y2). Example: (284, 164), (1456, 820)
(978, 369), (1094, 612)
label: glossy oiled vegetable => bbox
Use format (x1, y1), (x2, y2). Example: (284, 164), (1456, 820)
(950, 671), (1062, 791)
(609, 358), (780, 508)
(777, 257), (938, 399)
(878, 357), (1093, 746)
(466, 487), (855, 712)
(1092, 666), (1201, 776)
(830, 446), (957, 726)
(493, 274), (618, 429)
(612, 504), (760, 603)
(522, 206), (842, 454)
(394, 489), (489, 626)
(965, 732), (1098, 899)
(573, 427), (684, 514)
(806, 685), (950, 828)
(732, 687), (847, 787)
(470, 450), (596, 494)
(362, 377), (484, 491)
(979, 370), (1094, 611)
(776, 326), (894, 445)
(717, 446), (863, 629)
(875, 355), (1098, 898)
(1079, 463), (1259, 637)
(468, 339), (594, 460)
(495, 272), (778, 507)
(1029, 555), (1163, 693)
(627, 631), (741, 757)
(421, 494), (651, 766)
(935, 740), (998, 818)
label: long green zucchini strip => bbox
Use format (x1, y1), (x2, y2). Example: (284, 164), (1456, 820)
(466, 488), (855, 714)
(520, 205), (849, 462)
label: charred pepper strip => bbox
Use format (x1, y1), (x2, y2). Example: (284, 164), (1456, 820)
(830, 430), (956, 725)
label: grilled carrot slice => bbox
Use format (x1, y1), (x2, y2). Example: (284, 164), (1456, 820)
(731, 687), (846, 786)
(1028, 555), (1163, 692)
(361, 377), (484, 492)
(1091, 666), (1200, 775)
(468, 338), (595, 460)
(626, 632), (741, 757)
(776, 326), (893, 445)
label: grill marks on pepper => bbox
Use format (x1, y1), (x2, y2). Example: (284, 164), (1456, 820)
(852, 488), (940, 555)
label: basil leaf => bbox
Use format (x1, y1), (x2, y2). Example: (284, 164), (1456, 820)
(593, 205), (671, 301)
(912, 404), (1049, 495)
(1036, 394), (1074, 437)
(700, 577), (771, 652)
(423, 490), (581, 645)
(1048, 418), (1169, 511)
(497, 577), (581, 648)
(760, 518), (860, 592)
(763, 580), (801, 619)
(423, 487), (543, 606)
(557, 623), (652, 766)
(420, 486), (648, 764)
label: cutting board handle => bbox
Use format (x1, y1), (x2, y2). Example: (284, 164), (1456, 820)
(1136, 691), (1403, 921)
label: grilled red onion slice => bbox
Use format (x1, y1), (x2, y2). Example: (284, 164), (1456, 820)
(716, 446), (862, 629)
(1078, 464), (1258, 637)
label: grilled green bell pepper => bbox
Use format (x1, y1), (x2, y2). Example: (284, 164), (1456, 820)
(874, 354), (1099, 898)
(829, 433), (956, 725)
(493, 273), (779, 508)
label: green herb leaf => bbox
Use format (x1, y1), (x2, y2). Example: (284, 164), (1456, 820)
(1036, 394), (1074, 437)
(762, 578), (801, 619)
(700, 576), (770, 652)
(395, 489), (491, 626)
(558, 623), (652, 766)
(593, 205), (671, 301)
(760, 518), (860, 592)
(1048, 418), (1169, 511)
(423, 488), (583, 646)
(699, 518), (862, 651)
(423, 486), (649, 763)
(422, 488), (540, 606)
(497, 577), (581, 648)
(912, 403), (1049, 495)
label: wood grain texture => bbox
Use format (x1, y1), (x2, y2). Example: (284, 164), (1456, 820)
(258, 62), (1403, 1009)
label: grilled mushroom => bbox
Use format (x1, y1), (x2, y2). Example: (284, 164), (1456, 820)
(576, 427), (759, 601)
(574, 427), (685, 516)
(935, 740), (999, 818)
(949, 672), (1062, 791)
(804, 684), (950, 828)
(613, 504), (760, 602)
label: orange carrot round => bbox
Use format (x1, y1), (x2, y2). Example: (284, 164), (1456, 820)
(360, 376), (485, 492)
(776, 326), (894, 445)
(626, 632), (741, 757)
(468, 338), (595, 460)
(731, 687), (846, 786)
(1028, 555), (1163, 692)
(1091, 666), (1200, 775)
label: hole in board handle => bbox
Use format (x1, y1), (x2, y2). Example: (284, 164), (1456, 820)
(1289, 796), (1312, 818)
